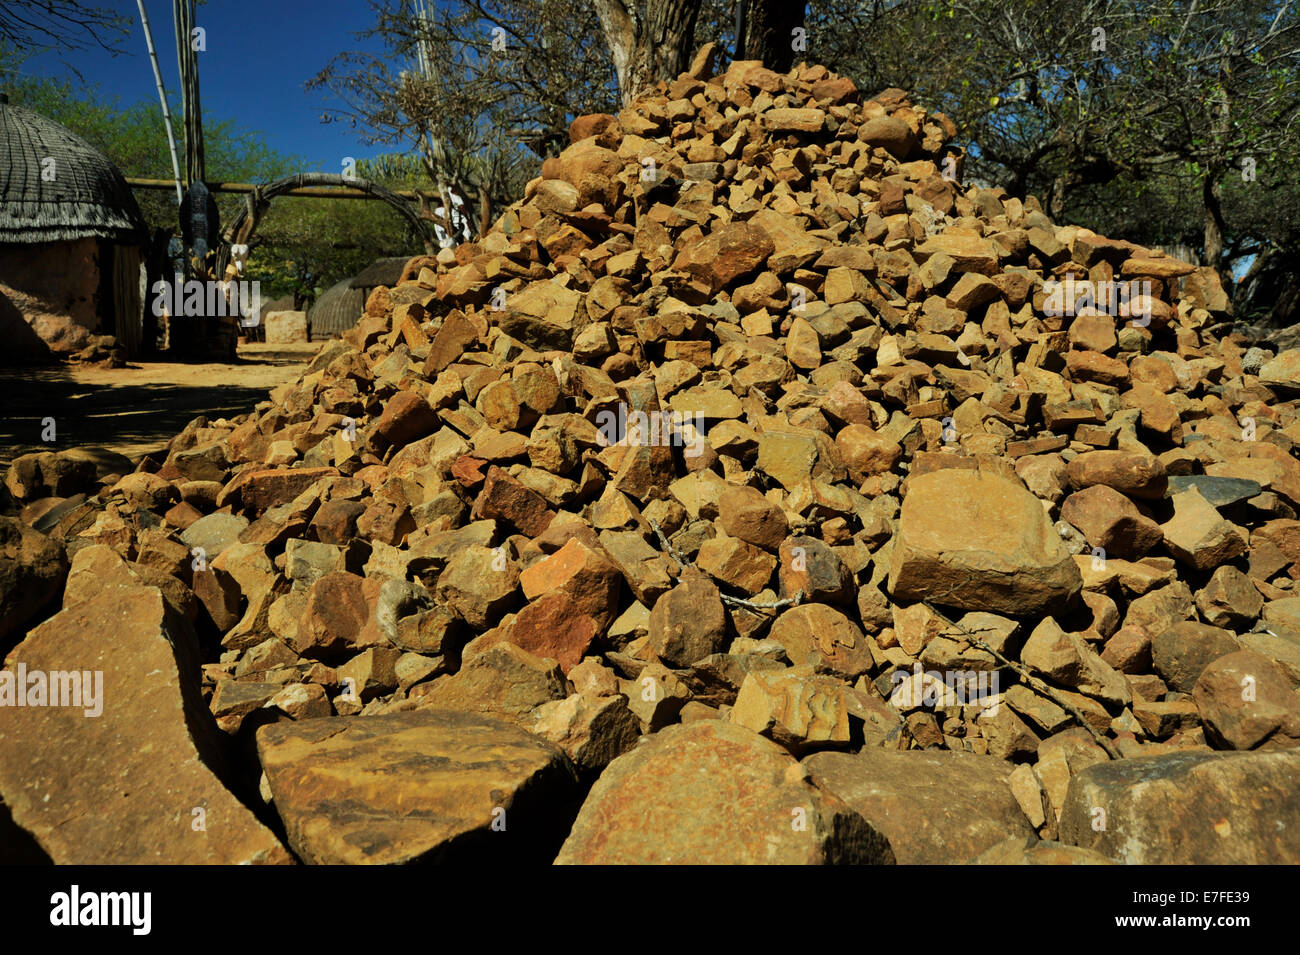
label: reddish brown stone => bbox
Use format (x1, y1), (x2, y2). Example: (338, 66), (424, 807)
(474, 466), (555, 537)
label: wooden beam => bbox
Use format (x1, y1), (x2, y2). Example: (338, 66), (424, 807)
(125, 177), (430, 201)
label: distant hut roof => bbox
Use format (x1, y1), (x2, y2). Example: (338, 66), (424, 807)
(349, 256), (408, 290)
(0, 93), (147, 245)
(308, 278), (365, 340)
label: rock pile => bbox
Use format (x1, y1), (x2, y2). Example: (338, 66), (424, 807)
(3, 50), (1299, 865)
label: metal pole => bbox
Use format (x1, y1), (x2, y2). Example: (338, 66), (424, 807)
(135, 0), (183, 204)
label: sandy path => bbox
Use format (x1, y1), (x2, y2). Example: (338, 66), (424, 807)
(0, 343), (321, 472)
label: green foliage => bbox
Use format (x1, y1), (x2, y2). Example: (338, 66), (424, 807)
(2, 48), (424, 304)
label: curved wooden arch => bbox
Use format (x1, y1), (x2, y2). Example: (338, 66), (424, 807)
(216, 173), (436, 274)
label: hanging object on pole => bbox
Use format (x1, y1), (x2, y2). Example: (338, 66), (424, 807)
(173, 0), (217, 277)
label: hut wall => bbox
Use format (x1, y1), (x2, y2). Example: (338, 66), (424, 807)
(0, 238), (100, 353)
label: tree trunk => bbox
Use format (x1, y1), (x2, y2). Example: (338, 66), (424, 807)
(593, 0), (701, 106)
(741, 0), (806, 72)
(1202, 171), (1226, 275)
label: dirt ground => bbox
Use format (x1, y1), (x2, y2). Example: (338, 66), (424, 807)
(0, 342), (322, 472)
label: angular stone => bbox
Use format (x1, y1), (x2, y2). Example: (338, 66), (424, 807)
(1066, 450), (1167, 499)
(0, 585), (291, 864)
(509, 591), (599, 673)
(730, 665), (855, 751)
(1192, 650), (1300, 750)
(257, 709), (578, 864)
(648, 574), (728, 667)
(1020, 617), (1131, 706)
(1151, 621), (1241, 694)
(717, 485), (789, 551)
(1059, 750), (1300, 863)
(518, 537), (621, 630)
(474, 466), (555, 537)
(417, 643), (567, 721)
(178, 512), (249, 563)
(297, 572), (387, 659)
(555, 721), (889, 864)
(435, 546), (520, 630)
(1160, 487), (1248, 571)
(695, 534), (778, 593)
(767, 603), (875, 680)
(1059, 485), (1161, 560)
(528, 694), (641, 775)
(858, 116), (919, 160)
(803, 749), (1035, 864)
(1165, 474), (1262, 508)
(1196, 566), (1264, 629)
(888, 470), (1082, 616)
(0, 517), (66, 643)
(374, 392), (440, 448)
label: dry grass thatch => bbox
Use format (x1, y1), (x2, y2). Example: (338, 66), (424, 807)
(0, 95), (147, 245)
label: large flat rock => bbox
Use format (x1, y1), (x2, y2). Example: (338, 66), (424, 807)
(1059, 750), (1300, 863)
(889, 470), (1082, 615)
(257, 708), (579, 864)
(803, 749), (1035, 863)
(555, 720), (891, 864)
(0, 584), (291, 864)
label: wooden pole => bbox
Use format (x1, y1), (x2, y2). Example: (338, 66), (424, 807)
(125, 177), (435, 201)
(134, 0), (183, 204)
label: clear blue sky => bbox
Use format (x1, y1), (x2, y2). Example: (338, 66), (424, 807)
(20, 0), (394, 172)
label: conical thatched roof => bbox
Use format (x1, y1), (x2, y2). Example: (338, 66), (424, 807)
(349, 256), (408, 290)
(0, 93), (147, 245)
(308, 278), (365, 340)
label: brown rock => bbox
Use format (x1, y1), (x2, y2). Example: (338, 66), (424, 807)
(648, 575), (727, 667)
(717, 485), (789, 551)
(528, 694), (640, 775)
(888, 470), (1082, 616)
(434, 545), (521, 630)
(474, 466), (555, 537)
(0, 517), (66, 643)
(768, 603), (875, 680)
(1020, 617), (1131, 706)
(695, 534), (778, 593)
(374, 392), (439, 448)
(730, 665), (853, 751)
(0, 585), (291, 863)
(1151, 621), (1241, 694)
(1160, 487), (1248, 571)
(418, 642), (567, 721)
(1066, 450), (1167, 500)
(1059, 485), (1162, 559)
(555, 721), (889, 864)
(1060, 750), (1300, 863)
(804, 749), (1035, 864)
(1192, 650), (1300, 750)
(257, 709), (578, 863)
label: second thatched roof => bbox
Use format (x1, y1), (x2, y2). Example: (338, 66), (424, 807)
(0, 93), (147, 245)
(349, 256), (408, 291)
(308, 278), (365, 340)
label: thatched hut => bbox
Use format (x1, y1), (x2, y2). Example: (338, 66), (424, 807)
(349, 256), (408, 298)
(307, 278), (365, 341)
(0, 93), (148, 362)
(306, 256), (408, 341)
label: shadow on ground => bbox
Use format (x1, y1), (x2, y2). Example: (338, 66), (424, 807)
(0, 353), (307, 470)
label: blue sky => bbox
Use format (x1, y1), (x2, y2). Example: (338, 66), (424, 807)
(19, 0), (393, 172)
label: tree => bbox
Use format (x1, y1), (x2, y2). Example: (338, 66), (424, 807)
(736, 0), (807, 72)
(311, 0), (615, 238)
(811, 0), (1300, 295)
(592, 0), (702, 104)
(0, 2), (128, 58)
